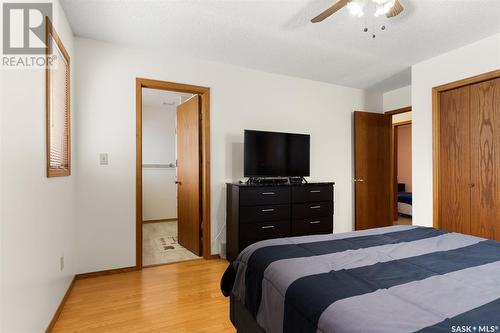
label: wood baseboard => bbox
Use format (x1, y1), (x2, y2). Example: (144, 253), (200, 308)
(45, 276), (76, 333)
(142, 218), (177, 224)
(46, 266), (137, 331)
(75, 266), (137, 280)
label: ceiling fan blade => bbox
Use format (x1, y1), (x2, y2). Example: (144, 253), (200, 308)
(386, 0), (404, 18)
(311, 0), (351, 23)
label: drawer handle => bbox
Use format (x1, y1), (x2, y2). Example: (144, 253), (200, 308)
(261, 208), (275, 212)
(309, 221), (321, 224)
(310, 205), (321, 209)
(261, 192), (275, 195)
(310, 190), (321, 193)
(261, 225), (275, 229)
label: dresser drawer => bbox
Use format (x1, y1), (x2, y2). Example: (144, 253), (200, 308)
(240, 220), (290, 243)
(292, 201), (333, 219)
(292, 185), (333, 203)
(239, 187), (290, 206)
(240, 204), (290, 223)
(292, 216), (333, 236)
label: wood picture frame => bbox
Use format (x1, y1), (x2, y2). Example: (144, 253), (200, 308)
(46, 17), (71, 177)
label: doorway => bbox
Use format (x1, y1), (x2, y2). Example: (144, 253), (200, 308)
(390, 110), (412, 225)
(136, 78), (211, 269)
(353, 107), (412, 230)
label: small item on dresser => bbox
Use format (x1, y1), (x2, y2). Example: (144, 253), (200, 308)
(289, 176), (307, 184)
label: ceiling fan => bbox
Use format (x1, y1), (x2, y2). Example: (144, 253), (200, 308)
(311, 0), (404, 23)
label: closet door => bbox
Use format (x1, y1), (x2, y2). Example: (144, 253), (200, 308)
(439, 86), (471, 234)
(470, 78), (500, 240)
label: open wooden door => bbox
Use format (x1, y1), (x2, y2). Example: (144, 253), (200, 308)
(354, 111), (393, 230)
(176, 95), (201, 255)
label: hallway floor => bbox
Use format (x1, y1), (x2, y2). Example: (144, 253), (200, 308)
(393, 215), (412, 226)
(143, 221), (200, 266)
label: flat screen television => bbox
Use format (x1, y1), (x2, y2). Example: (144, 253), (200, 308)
(244, 130), (310, 177)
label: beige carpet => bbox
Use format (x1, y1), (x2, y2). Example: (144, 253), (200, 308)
(143, 221), (200, 266)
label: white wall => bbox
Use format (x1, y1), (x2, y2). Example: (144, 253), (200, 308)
(0, 1), (76, 332)
(412, 33), (500, 228)
(74, 37), (368, 272)
(142, 105), (177, 221)
(383, 85), (411, 112)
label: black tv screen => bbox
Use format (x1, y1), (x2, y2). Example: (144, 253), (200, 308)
(244, 130), (310, 177)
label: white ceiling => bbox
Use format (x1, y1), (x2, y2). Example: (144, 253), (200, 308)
(61, 0), (500, 90)
(142, 88), (193, 108)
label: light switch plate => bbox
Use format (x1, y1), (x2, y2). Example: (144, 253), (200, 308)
(100, 153), (109, 165)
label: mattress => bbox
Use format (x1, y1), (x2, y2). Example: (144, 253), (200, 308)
(221, 225), (500, 333)
(398, 202), (412, 216)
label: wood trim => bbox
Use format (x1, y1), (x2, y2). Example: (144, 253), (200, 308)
(75, 266), (137, 280)
(143, 258), (204, 269)
(46, 17), (71, 178)
(45, 276), (76, 333)
(137, 78), (210, 94)
(432, 88), (440, 229)
(391, 124), (398, 221)
(384, 106), (412, 116)
(433, 69), (500, 92)
(136, 78), (212, 269)
(142, 218), (178, 224)
(393, 120), (412, 127)
(136, 79), (143, 269)
(432, 69), (500, 229)
(208, 254), (221, 260)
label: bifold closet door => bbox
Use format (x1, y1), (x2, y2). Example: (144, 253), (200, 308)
(439, 86), (471, 235)
(469, 78), (500, 240)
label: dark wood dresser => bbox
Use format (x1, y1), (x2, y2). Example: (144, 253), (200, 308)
(226, 182), (334, 261)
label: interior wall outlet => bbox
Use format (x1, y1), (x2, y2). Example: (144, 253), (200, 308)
(99, 153), (109, 165)
(60, 256), (65, 271)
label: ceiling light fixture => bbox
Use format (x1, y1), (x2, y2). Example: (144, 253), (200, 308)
(374, 0), (396, 17)
(346, 0), (366, 17)
(348, 0), (396, 38)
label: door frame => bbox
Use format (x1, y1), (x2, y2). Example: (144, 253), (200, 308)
(384, 107), (412, 222)
(432, 69), (500, 230)
(135, 78), (211, 269)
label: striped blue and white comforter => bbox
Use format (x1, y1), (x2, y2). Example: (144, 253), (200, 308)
(221, 225), (500, 333)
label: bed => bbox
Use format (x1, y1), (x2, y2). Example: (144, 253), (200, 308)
(398, 192), (412, 216)
(221, 225), (500, 333)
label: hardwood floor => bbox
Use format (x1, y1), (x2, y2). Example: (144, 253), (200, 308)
(52, 259), (235, 333)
